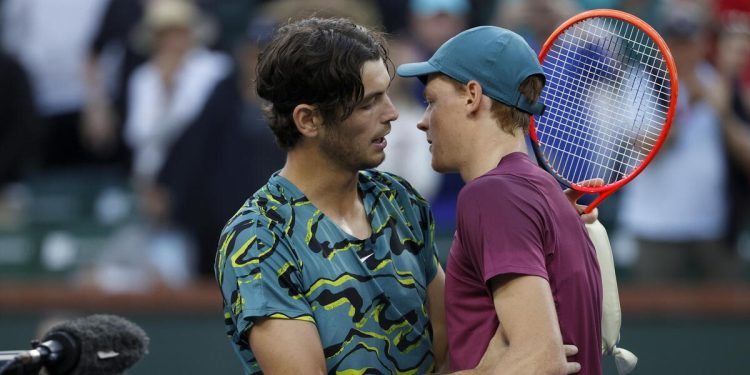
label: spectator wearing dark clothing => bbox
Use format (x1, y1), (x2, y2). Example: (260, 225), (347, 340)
(2, 0), (114, 170)
(158, 70), (285, 276)
(82, 0), (146, 168)
(0, 51), (37, 187)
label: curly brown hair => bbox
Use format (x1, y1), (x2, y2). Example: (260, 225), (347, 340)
(255, 17), (390, 149)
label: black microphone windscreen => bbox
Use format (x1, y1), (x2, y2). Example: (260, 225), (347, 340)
(44, 314), (150, 375)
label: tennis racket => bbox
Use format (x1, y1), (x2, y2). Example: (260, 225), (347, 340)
(530, 9), (678, 213)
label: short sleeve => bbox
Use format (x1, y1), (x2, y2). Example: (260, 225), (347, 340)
(458, 176), (548, 284)
(218, 216), (313, 347)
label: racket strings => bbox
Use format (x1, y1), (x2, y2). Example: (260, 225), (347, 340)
(540, 84), (661, 166)
(548, 20), (663, 180)
(541, 83), (661, 153)
(548, 31), (670, 105)
(536, 16), (672, 186)
(544, 19), (668, 184)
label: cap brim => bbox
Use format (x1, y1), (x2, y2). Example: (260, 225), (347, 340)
(396, 61), (440, 82)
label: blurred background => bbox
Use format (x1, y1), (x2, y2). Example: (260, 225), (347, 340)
(0, 0), (749, 373)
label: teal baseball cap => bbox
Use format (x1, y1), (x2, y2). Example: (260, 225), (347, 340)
(397, 26), (546, 115)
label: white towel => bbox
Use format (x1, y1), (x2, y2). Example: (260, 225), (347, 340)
(586, 220), (638, 375)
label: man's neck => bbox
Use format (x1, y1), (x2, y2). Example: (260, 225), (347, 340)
(279, 145), (371, 239)
(459, 126), (528, 182)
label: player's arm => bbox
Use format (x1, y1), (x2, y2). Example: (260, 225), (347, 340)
(249, 318), (327, 374)
(427, 265), (448, 371)
(450, 275), (575, 375)
(484, 274), (571, 374)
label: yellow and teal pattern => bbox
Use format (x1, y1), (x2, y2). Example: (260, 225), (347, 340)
(215, 170), (439, 374)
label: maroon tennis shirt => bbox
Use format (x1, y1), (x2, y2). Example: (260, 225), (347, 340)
(445, 152), (602, 374)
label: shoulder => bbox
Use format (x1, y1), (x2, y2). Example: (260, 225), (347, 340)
(459, 173), (537, 204)
(221, 183), (295, 242)
(361, 169), (429, 205)
(216, 184), (300, 277)
(456, 170), (559, 222)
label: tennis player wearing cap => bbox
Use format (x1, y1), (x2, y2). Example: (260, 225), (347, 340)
(398, 26), (603, 374)
(217, 17), (591, 374)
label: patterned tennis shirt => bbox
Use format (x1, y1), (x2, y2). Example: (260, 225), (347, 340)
(215, 170), (439, 374)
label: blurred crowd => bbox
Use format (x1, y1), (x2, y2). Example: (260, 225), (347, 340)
(0, 0), (748, 292)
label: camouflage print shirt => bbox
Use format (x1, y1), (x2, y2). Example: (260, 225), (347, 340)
(215, 170), (439, 374)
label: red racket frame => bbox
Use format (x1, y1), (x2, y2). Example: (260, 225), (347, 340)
(529, 9), (679, 213)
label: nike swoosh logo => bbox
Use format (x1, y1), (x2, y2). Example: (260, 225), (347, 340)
(359, 253), (374, 263)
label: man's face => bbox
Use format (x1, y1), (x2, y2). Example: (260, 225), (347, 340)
(318, 60), (398, 171)
(417, 74), (468, 172)
(155, 26), (193, 56)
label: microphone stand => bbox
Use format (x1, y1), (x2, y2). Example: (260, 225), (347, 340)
(0, 350), (42, 375)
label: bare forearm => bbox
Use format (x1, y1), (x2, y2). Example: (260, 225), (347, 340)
(83, 56), (110, 102)
(428, 267), (448, 370)
(432, 328), (447, 371)
(487, 345), (567, 375)
(465, 275), (570, 375)
(443, 345), (566, 375)
(250, 319), (327, 374)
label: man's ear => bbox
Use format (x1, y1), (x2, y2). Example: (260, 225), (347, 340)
(292, 104), (322, 137)
(465, 80), (484, 114)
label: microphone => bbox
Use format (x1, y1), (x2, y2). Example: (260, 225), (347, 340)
(0, 314), (149, 375)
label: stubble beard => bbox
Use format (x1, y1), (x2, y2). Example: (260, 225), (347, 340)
(318, 128), (383, 172)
